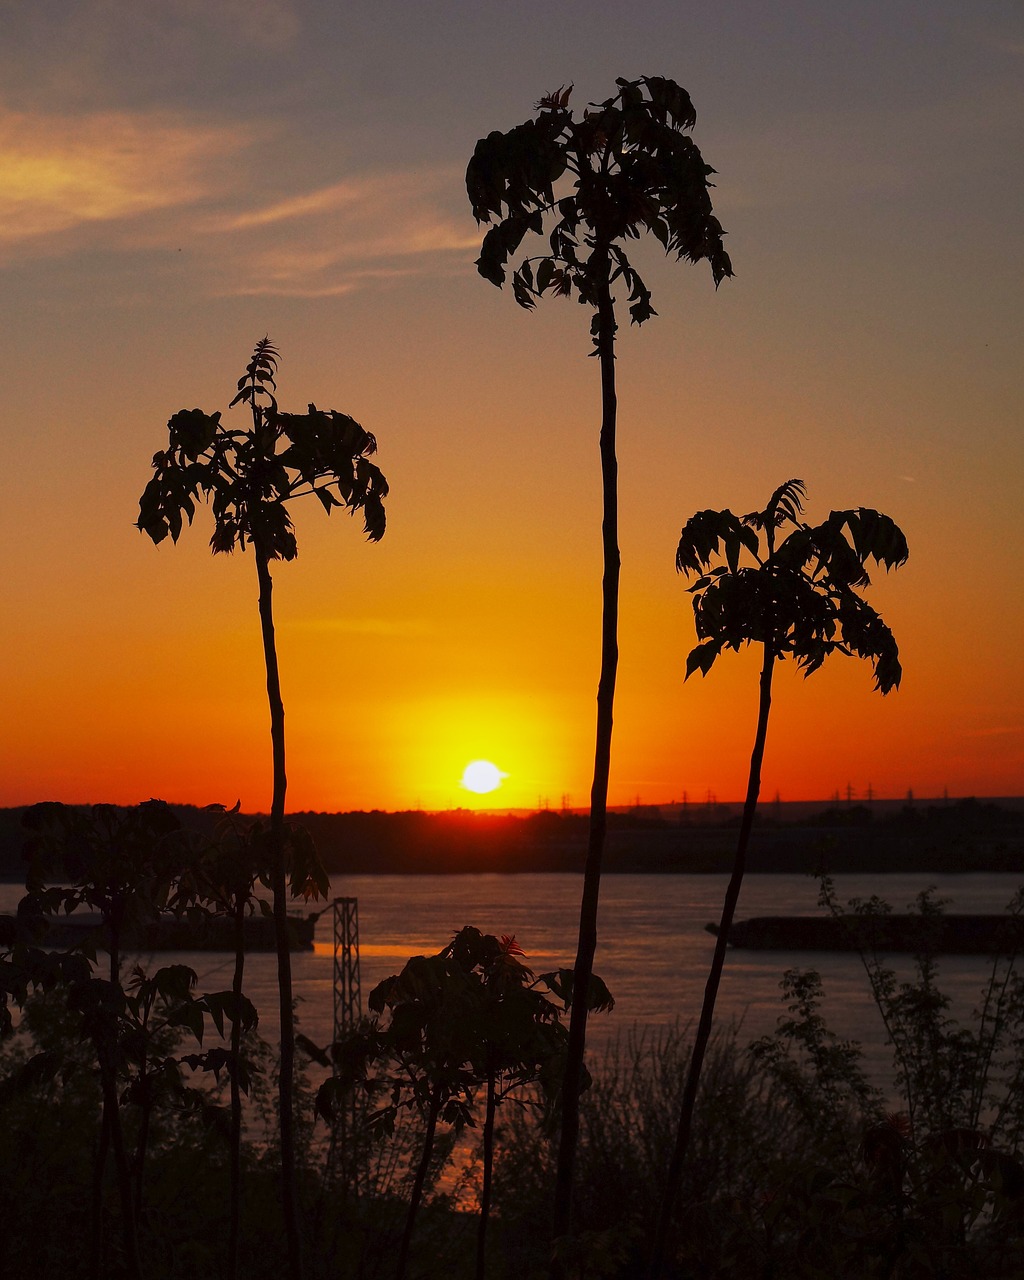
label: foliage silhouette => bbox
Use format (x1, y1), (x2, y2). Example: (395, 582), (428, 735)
(4, 801), (277, 1280)
(650, 479), (908, 1275)
(492, 909), (1024, 1279)
(0, 971), (277, 1280)
(820, 879), (1024, 1145)
(467, 76), (730, 1239)
(138, 339), (386, 1280)
(17, 800), (192, 1280)
(174, 802), (267, 1280)
(8, 892), (1024, 1277)
(749, 941), (1024, 1277)
(317, 926), (611, 1280)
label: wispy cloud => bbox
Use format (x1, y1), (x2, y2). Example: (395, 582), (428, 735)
(0, 107), (477, 296)
(204, 169), (480, 297)
(218, 181), (368, 230)
(0, 107), (245, 255)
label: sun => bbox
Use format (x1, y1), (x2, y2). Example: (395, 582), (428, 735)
(460, 760), (507, 795)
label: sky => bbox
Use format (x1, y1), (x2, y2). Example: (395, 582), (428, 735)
(2, 1), (1022, 814)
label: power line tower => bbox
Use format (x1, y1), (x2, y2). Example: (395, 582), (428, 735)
(332, 896), (361, 1042)
(329, 897), (362, 1198)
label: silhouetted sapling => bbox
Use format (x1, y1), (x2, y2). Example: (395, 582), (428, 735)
(317, 927), (612, 1280)
(467, 77), (731, 1240)
(137, 339), (387, 1280)
(650, 479), (908, 1276)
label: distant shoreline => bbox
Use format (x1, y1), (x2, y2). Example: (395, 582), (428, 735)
(6, 869), (1024, 888)
(3, 796), (1023, 881)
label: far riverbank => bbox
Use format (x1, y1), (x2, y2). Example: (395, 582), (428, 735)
(2, 796), (1022, 879)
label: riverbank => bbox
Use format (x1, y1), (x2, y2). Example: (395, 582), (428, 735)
(3, 797), (1023, 879)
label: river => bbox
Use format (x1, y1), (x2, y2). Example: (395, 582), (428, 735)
(4, 871), (1023, 1089)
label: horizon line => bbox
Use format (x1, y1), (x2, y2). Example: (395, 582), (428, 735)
(6, 794), (1022, 817)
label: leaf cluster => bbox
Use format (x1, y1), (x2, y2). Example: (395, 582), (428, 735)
(676, 479), (908, 692)
(1, 945), (260, 1133)
(4, 802), (272, 1046)
(467, 76), (732, 341)
(18, 800), (191, 953)
(111, 964), (258, 1117)
(316, 927), (612, 1136)
(0, 942), (91, 1041)
(174, 805), (330, 919)
(137, 338), (388, 561)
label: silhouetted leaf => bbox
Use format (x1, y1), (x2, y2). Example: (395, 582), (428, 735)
(315, 1075), (350, 1123)
(148, 964), (198, 1003)
(167, 1000), (205, 1045)
(0, 1049), (62, 1103)
(288, 824), (330, 901)
(685, 639), (721, 679)
(296, 1032), (331, 1068)
(536, 968), (614, 1013)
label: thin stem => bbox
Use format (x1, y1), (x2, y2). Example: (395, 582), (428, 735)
(107, 1078), (142, 1280)
(254, 543), (303, 1280)
(94, 1015), (142, 1280)
(88, 908), (141, 1278)
(90, 1105), (110, 1280)
(477, 1066), (498, 1280)
(553, 262), (618, 1244)
(228, 891), (246, 1280)
(396, 1085), (443, 1280)
(132, 999), (151, 1227)
(649, 645), (775, 1278)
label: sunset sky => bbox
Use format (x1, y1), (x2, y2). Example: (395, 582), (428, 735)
(3, 1), (1022, 814)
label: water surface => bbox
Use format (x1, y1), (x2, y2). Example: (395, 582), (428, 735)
(6, 872), (1021, 1087)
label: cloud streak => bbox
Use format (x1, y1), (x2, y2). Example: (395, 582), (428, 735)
(0, 107), (244, 253)
(0, 107), (477, 296)
(205, 169), (480, 296)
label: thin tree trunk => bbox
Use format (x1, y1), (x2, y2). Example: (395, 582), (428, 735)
(396, 1086), (443, 1280)
(228, 893), (246, 1280)
(90, 1103), (110, 1280)
(133, 1045), (150, 1228)
(553, 268), (619, 1242)
(90, 935), (124, 1280)
(97, 931), (142, 1280)
(99, 1044), (143, 1280)
(93, 917), (142, 1280)
(649, 648), (775, 1278)
(476, 1067), (498, 1280)
(133, 1106), (149, 1230)
(255, 546), (304, 1280)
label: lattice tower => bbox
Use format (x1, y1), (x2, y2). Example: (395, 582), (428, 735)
(332, 896), (361, 1040)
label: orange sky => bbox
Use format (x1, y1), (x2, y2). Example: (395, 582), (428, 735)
(3, 2), (1022, 813)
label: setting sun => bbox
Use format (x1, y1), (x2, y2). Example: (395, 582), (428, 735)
(461, 760), (507, 794)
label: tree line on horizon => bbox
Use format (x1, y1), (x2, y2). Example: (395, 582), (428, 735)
(2, 797), (1021, 882)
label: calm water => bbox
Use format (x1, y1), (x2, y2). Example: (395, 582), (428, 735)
(5, 872), (1023, 1087)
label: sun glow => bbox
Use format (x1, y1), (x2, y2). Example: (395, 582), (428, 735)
(376, 692), (568, 811)
(460, 760), (507, 794)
